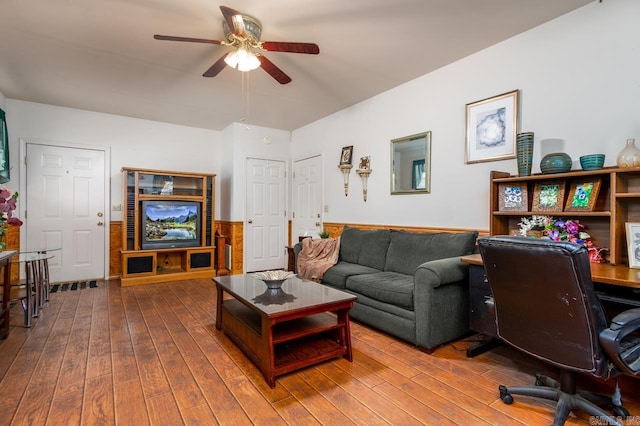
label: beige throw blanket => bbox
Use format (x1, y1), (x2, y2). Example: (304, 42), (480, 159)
(297, 237), (340, 282)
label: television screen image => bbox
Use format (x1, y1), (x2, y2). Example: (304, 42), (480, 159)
(141, 201), (201, 249)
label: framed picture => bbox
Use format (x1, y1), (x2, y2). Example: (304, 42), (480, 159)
(532, 180), (565, 212)
(465, 89), (519, 164)
(565, 178), (601, 212)
(625, 222), (640, 268)
(498, 183), (528, 212)
(340, 146), (353, 165)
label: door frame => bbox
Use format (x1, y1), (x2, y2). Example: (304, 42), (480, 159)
(244, 155), (288, 272)
(19, 138), (111, 279)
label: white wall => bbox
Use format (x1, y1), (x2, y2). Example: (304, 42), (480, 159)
(220, 122), (291, 221)
(6, 100), (222, 221)
(291, 0), (640, 231)
(0, 90), (6, 110)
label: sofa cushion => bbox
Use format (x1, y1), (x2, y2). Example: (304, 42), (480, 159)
(339, 226), (391, 270)
(384, 230), (478, 275)
(346, 272), (414, 310)
(322, 261), (381, 289)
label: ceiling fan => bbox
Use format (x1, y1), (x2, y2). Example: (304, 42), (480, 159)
(154, 5), (319, 84)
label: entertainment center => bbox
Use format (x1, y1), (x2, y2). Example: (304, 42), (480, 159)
(120, 167), (216, 286)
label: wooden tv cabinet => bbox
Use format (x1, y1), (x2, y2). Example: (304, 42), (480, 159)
(120, 167), (216, 287)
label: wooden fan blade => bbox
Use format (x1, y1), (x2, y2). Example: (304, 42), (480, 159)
(257, 55), (292, 85)
(203, 54), (229, 77)
(154, 35), (222, 45)
(219, 6), (246, 37)
(262, 42), (320, 55)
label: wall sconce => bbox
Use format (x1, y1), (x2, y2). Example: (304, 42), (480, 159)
(338, 164), (353, 196)
(356, 156), (372, 202)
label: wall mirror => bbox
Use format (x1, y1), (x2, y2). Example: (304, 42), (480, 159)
(391, 131), (431, 194)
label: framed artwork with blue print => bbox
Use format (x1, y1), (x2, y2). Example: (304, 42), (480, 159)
(498, 183), (528, 212)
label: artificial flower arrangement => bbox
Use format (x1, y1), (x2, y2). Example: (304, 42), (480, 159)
(0, 187), (23, 249)
(518, 215), (593, 247)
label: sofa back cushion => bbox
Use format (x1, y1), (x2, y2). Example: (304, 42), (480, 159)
(339, 226), (391, 270)
(384, 230), (478, 275)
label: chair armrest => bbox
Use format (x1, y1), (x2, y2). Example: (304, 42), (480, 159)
(600, 308), (640, 376)
(414, 256), (468, 289)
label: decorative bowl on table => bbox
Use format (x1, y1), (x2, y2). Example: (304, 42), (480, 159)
(579, 154), (605, 171)
(253, 270), (296, 289)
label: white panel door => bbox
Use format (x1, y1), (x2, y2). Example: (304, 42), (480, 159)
(292, 155), (323, 240)
(26, 144), (106, 283)
(245, 158), (286, 272)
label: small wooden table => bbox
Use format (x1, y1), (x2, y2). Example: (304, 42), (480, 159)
(213, 274), (356, 387)
(0, 250), (17, 339)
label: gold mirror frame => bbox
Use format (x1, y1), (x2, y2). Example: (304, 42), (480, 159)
(391, 131), (431, 195)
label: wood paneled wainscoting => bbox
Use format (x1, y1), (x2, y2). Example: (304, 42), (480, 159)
(293, 222), (490, 241)
(111, 221), (486, 279)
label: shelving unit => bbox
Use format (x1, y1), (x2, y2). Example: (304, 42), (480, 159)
(490, 167), (640, 266)
(121, 167), (216, 286)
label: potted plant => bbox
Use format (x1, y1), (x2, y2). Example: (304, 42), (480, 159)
(319, 230), (330, 239)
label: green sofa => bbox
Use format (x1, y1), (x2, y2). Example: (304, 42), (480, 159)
(295, 226), (478, 352)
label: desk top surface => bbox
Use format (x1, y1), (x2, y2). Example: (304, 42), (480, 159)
(461, 253), (640, 289)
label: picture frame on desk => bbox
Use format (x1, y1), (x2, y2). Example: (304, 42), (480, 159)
(498, 183), (528, 212)
(565, 178), (601, 212)
(532, 180), (565, 212)
(625, 222), (640, 269)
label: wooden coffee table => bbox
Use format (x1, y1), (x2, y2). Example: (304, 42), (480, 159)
(213, 274), (356, 387)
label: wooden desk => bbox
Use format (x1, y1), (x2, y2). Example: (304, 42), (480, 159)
(462, 253), (640, 289)
(461, 254), (640, 357)
(0, 250), (17, 339)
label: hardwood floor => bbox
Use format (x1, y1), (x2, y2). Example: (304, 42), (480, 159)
(0, 278), (638, 425)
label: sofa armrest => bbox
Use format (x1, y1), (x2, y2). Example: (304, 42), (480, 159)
(414, 256), (469, 289)
(292, 242), (303, 273)
(413, 256), (470, 350)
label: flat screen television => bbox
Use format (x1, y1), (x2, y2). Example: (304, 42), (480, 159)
(141, 200), (201, 250)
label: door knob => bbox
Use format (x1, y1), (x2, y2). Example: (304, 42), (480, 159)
(97, 212), (103, 217)
(248, 219), (253, 224)
(97, 221), (104, 226)
(315, 222), (320, 227)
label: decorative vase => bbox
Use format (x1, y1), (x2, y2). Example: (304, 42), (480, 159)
(616, 138), (640, 168)
(540, 152), (572, 174)
(516, 132), (534, 177)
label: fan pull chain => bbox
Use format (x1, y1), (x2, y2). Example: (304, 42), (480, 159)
(241, 72), (251, 130)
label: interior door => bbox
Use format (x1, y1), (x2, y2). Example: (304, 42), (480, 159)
(292, 155), (323, 240)
(25, 143), (106, 283)
(245, 158), (286, 272)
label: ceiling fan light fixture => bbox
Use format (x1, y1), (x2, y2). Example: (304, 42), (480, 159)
(224, 47), (260, 72)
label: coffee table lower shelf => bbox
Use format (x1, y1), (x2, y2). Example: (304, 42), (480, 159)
(219, 299), (352, 387)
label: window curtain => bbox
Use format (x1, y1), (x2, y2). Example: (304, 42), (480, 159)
(412, 159), (425, 190)
(0, 108), (9, 183)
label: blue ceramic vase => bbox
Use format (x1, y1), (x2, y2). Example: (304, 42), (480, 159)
(516, 132), (534, 177)
(540, 152), (572, 174)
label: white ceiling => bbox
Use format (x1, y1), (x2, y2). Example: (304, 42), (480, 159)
(0, 0), (594, 132)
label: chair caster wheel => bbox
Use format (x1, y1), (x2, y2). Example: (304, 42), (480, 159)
(612, 406), (629, 419)
(499, 385), (513, 404)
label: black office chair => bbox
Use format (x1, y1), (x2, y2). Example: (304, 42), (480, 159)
(477, 236), (640, 426)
